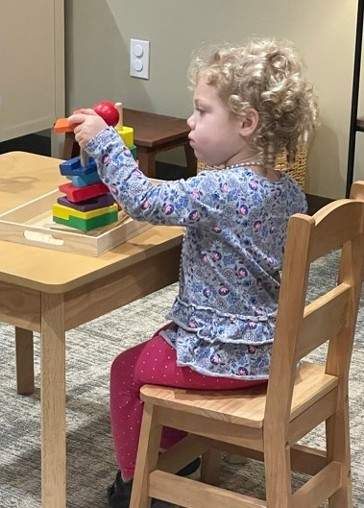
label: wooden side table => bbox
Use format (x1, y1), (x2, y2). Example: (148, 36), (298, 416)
(63, 108), (197, 178)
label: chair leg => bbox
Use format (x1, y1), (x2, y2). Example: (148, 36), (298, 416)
(264, 439), (292, 508)
(130, 402), (162, 508)
(200, 448), (220, 485)
(15, 327), (34, 395)
(326, 402), (353, 507)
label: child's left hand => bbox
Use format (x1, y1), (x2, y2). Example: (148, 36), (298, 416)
(68, 109), (108, 149)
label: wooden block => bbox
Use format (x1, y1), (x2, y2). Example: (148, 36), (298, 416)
(57, 194), (116, 212)
(131, 144), (137, 160)
(58, 182), (109, 203)
(54, 118), (74, 133)
(52, 203), (118, 221)
(59, 156), (97, 176)
(115, 125), (134, 148)
(53, 210), (118, 232)
(69, 172), (101, 187)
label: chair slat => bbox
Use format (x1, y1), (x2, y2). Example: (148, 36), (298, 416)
(149, 470), (267, 508)
(291, 461), (342, 508)
(309, 200), (363, 261)
(296, 283), (351, 361)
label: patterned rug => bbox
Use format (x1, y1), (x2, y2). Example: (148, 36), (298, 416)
(1, 251), (363, 507)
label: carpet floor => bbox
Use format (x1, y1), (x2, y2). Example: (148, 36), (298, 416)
(1, 251), (363, 507)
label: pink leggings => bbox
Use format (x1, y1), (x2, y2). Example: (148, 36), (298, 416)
(110, 330), (266, 480)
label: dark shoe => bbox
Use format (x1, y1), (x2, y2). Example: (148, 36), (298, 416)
(176, 456), (201, 477)
(107, 457), (201, 507)
(107, 470), (132, 508)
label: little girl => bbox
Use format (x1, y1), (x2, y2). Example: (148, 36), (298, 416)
(69, 38), (317, 507)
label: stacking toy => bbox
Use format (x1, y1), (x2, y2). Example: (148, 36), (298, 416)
(52, 98), (137, 233)
(93, 100), (119, 126)
(59, 156), (97, 176)
(57, 194), (115, 212)
(59, 182), (109, 203)
(114, 102), (137, 159)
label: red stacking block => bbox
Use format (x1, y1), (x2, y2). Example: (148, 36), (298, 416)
(59, 182), (109, 203)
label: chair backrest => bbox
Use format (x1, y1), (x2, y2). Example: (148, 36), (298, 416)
(264, 182), (364, 431)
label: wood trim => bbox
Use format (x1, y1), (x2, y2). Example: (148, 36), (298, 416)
(296, 283), (350, 360)
(288, 388), (338, 444)
(291, 461), (342, 508)
(15, 328), (35, 395)
(54, 0), (65, 118)
(40, 292), (66, 508)
(0, 281), (40, 330)
(158, 435), (210, 474)
(149, 470), (267, 508)
(162, 437), (328, 477)
(309, 200), (363, 261)
(290, 444), (328, 476)
(64, 245), (180, 330)
(156, 407), (263, 451)
(130, 402), (162, 507)
(229, 443), (328, 477)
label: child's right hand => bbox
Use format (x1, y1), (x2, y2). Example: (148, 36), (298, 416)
(68, 109), (108, 149)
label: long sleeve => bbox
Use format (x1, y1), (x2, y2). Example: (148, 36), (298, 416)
(86, 127), (226, 226)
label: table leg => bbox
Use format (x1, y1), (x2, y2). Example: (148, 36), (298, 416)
(137, 147), (156, 178)
(15, 327), (34, 395)
(41, 293), (66, 508)
(63, 132), (80, 160)
(184, 142), (197, 177)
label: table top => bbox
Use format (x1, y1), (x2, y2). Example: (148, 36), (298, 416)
(0, 152), (183, 293)
(118, 108), (190, 148)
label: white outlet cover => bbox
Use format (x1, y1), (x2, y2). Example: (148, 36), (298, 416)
(130, 39), (150, 80)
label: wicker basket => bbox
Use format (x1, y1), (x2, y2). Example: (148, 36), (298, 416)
(197, 143), (308, 188)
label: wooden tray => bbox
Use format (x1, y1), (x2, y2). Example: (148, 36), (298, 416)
(0, 189), (151, 256)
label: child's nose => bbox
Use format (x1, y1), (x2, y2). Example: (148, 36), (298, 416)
(187, 114), (195, 130)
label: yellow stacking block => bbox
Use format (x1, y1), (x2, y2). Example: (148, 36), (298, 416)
(116, 125), (134, 148)
(52, 203), (118, 220)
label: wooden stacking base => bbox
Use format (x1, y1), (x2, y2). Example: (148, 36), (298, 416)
(54, 210), (118, 232)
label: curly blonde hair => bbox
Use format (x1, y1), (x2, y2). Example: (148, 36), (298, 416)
(188, 39), (318, 169)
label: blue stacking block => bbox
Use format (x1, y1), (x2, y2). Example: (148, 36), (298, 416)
(67, 171), (101, 187)
(59, 156), (97, 176)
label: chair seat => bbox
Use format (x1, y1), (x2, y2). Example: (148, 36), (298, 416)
(140, 361), (338, 428)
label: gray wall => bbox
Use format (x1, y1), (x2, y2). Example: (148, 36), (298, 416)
(65, 0), (358, 199)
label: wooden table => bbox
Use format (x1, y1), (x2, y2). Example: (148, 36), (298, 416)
(0, 151), (183, 508)
(63, 108), (197, 178)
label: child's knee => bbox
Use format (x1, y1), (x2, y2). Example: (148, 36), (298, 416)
(110, 343), (142, 383)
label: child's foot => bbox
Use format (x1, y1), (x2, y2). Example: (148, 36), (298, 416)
(107, 457), (201, 507)
(107, 470), (132, 508)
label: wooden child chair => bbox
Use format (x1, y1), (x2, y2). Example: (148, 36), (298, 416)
(129, 181), (364, 508)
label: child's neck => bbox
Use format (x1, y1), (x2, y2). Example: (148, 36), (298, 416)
(225, 146), (262, 167)
(224, 153), (281, 183)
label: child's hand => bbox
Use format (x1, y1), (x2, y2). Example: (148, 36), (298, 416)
(68, 109), (108, 149)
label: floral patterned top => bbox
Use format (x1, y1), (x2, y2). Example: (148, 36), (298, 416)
(86, 127), (307, 380)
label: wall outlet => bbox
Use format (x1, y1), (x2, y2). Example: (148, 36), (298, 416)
(130, 38), (150, 80)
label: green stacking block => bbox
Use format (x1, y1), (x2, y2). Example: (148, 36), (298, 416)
(53, 210), (118, 232)
(131, 144), (137, 160)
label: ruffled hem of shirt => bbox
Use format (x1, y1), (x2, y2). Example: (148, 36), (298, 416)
(160, 331), (269, 380)
(166, 296), (275, 345)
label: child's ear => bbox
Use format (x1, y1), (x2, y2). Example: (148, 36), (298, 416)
(240, 109), (259, 137)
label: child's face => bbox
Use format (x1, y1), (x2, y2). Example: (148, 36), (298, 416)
(187, 78), (248, 167)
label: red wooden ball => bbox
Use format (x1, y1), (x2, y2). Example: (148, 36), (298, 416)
(93, 101), (119, 127)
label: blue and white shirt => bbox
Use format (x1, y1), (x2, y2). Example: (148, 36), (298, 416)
(86, 127), (307, 379)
